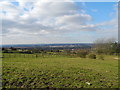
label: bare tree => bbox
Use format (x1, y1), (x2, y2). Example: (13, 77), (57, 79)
(94, 38), (117, 54)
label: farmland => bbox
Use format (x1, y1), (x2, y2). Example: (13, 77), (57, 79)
(2, 53), (118, 88)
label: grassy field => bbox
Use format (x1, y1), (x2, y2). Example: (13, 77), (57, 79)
(2, 53), (118, 88)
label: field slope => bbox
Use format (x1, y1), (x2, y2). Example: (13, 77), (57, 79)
(2, 54), (118, 88)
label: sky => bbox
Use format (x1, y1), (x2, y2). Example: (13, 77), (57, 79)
(0, 0), (118, 45)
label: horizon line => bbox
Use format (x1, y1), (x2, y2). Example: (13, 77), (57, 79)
(1, 42), (93, 46)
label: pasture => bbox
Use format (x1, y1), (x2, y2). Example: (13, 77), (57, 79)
(2, 53), (118, 88)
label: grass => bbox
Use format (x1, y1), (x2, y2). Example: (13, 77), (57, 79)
(2, 53), (118, 88)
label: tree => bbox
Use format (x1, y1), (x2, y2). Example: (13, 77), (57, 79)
(10, 47), (17, 50)
(111, 42), (120, 54)
(2, 48), (5, 50)
(94, 38), (118, 55)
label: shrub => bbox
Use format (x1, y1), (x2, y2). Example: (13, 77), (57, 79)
(77, 51), (88, 58)
(98, 55), (104, 60)
(87, 54), (96, 59)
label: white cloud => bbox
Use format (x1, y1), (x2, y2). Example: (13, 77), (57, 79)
(55, 14), (91, 25)
(0, 1), (118, 44)
(0, 1), (21, 20)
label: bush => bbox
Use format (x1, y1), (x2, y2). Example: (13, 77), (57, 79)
(98, 55), (104, 60)
(77, 51), (88, 58)
(87, 54), (96, 59)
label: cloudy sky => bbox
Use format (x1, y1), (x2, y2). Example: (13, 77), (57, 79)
(0, 0), (118, 45)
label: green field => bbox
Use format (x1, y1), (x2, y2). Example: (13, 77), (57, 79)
(2, 53), (118, 88)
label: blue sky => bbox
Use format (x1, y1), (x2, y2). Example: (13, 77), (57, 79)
(85, 2), (116, 22)
(76, 2), (117, 23)
(1, 1), (118, 44)
(11, 2), (19, 6)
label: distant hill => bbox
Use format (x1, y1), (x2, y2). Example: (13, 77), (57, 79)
(2, 43), (93, 50)
(2, 43), (93, 48)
